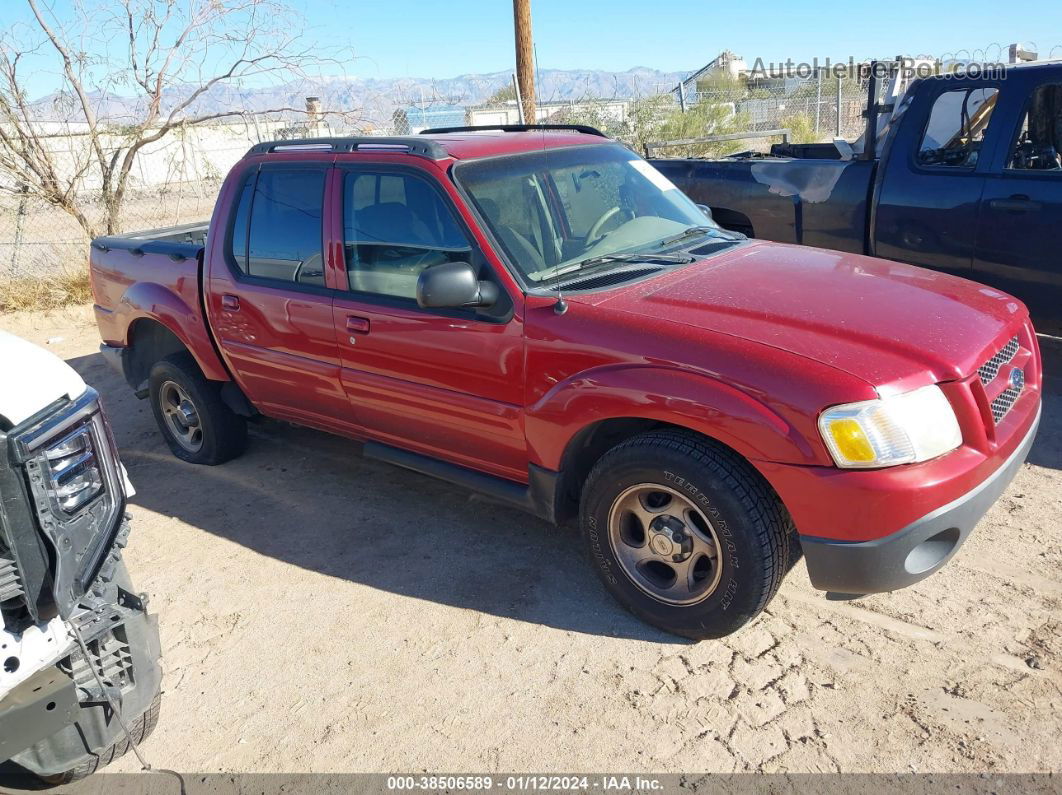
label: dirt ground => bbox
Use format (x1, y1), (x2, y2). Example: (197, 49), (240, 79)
(2, 305), (1061, 776)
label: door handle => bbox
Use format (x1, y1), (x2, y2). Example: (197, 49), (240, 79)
(345, 315), (370, 334)
(988, 195), (1042, 212)
(221, 294), (240, 311)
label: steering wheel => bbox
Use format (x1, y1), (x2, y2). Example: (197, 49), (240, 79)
(586, 206), (625, 245)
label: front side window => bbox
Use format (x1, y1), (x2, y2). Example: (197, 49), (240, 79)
(238, 170), (326, 285)
(343, 170), (472, 299)
(916, 87), (999, 168)
(1007, 83), (1062, 172)
(455, 144), (738, 285)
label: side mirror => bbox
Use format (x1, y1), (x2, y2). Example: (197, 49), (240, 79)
(696, 204), (715, 223)
(417, 261), (499, 309)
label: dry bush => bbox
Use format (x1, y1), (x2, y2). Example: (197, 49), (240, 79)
(0, 267), (93, 313)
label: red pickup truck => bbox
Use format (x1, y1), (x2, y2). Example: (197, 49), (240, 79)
(90, 124), (1042, 639)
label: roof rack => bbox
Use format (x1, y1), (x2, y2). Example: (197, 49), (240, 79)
(419, 123), (608, 138)
(245, 136), (448, 160)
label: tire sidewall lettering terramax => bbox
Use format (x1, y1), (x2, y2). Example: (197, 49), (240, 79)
(585, 460), (747, 623)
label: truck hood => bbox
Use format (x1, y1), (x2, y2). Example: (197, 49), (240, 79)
(592, 241), (1026, 388)
(0, 331), (87, 426)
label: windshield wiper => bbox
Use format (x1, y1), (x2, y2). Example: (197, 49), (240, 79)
(541, 251), (694, 282)
(655, 225), (718, 249)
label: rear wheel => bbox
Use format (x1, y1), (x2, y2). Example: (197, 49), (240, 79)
(148, 353), (247, 465)
(580, 430), (795, 639)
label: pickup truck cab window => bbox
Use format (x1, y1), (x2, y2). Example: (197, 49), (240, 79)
(455, 144), (730, 285)
(916, 87), (999, 168)
(343, 170), (472, 300)
(1006, 83), (1062, 171)
(232, 169), (326, 286)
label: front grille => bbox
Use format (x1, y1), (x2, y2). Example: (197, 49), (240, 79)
(0, 555), (23, 603)
(61, 625), (135, 694)
(978, 336), (1019, 385)
(977, 334), (1027, 426)
(991, 386), (1022, 424)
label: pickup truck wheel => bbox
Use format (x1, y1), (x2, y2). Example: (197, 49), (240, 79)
(148, 353), (247, 465)
(580, 430), (793, 639)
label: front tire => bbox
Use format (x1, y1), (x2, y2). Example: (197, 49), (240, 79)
(35, 692), (161, 785)
(148, 353), (247, 465)
(580, 430), (794, 639)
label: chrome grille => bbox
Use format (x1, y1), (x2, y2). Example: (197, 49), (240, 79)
(978, 336), (1019, 386)
(991, 386), (1023, 424)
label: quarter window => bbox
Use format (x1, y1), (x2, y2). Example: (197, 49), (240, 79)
(1007, 83), (1062, 172)
(916, 87), (999, 168)
(342, 171), (471, 300)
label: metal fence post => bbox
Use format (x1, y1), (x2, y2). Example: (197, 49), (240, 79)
(836, 74), (843, 138)
(815, 69), (822, 134)
(9, 184), (28, 278)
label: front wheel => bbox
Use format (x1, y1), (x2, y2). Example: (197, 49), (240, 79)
(580, 430), (795, 639)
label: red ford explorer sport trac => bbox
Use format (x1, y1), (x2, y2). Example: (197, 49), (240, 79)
(89, 124), (1041, 639)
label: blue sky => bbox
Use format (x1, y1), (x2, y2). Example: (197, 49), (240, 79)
(4, 0), (1061, 96)
(296, 0), (1061, 77)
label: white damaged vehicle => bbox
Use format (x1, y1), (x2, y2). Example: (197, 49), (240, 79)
(0, 330), (161, 784)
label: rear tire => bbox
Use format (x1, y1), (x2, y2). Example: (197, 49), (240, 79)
(35, 691), (161, 785)
(579, 430), (794, 639)
(148, 352), (247, 465)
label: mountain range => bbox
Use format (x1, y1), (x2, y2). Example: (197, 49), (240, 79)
(31, 67), (689, 126)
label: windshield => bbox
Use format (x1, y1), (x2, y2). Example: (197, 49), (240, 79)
(454, 143), (737, 284)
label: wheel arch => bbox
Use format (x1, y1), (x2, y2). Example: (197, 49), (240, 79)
(113, 281), (230, 387)
(529, 364), (823, 522)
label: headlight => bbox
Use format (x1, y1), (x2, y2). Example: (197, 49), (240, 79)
(45, 427), (105, 513)
(818, 385), (962, 468)
(13, 388), (125, 615)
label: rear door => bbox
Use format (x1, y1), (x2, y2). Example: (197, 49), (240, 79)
(329, 162), (527, 481)
(872, 80), (1003, 274)
(975, 75), (1062, 299)
(205, 160), (357, 433)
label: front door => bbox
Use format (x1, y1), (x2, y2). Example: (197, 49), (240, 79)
(206, 161), (356, 433)
(330, 164), (527, 481)
(872, 82), (1002, 275)
(975, 78), (1062, 303)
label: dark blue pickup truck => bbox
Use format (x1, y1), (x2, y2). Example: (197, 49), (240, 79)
(652, 62), (1061, 325)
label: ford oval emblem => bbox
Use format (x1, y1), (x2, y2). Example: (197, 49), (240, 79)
(1009, 367), (1025, 392)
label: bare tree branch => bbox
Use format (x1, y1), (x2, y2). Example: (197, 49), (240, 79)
(0, 0), (356, 237)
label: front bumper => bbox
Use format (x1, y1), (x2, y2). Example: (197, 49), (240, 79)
(800, 405), (1040, 594)
(0, 560), (162, 777)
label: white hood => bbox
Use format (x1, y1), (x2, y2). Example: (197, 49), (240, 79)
(0, 330), (87, 426)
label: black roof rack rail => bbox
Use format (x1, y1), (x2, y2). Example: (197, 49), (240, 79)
(245, 136), (448, 159)
(419, 123), (608, 138)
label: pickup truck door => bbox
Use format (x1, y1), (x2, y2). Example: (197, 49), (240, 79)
(329, 163), (527, 481)
(872, 81), (1004, 274)
(204, 161), (357, 433)
(974, 76), (1062, 299)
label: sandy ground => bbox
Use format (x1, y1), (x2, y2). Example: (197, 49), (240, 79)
(2, 305), (1061, 776)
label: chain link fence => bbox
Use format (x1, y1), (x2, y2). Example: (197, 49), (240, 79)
(0, 114), (333, 281)
(1, 180), (224, 279)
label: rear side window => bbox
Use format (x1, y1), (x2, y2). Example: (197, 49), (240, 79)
(1007, 83), (1062, 172)
(230, 169), (326, 286)
(916, 87), (999, 168)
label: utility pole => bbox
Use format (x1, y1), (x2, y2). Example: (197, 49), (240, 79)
(513, 0), (536, 124)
